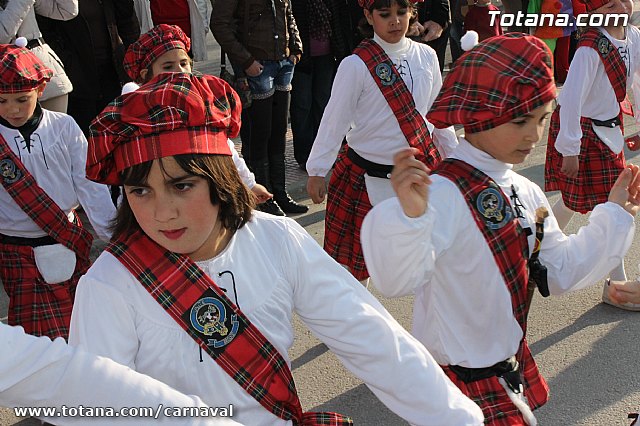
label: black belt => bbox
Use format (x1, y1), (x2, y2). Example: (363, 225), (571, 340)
(25, 37), (45, 50)
(592, 116), (620, 128)
(0, 233), (57, 247)
(346, 147), (392, 179)
(448, 355), (523, 393)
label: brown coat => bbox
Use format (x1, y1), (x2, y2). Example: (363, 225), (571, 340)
(211, 0), (302, 71)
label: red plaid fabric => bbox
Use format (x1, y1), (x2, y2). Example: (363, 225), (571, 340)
(579, 0), (608, 11)
(433, 159), (549, 423)
(0, 240), (88, 339)
(324, 145), (372, 281)
(0, 134), (93, 262)
(107, 230), (352, 425)
(427, 33), (556, 133)
(545, 108), (625, 213)
(357, 0), (423, 9)
(123, 24), (191, 81)
(0, 43), (52, 93)
(87, 73), (240, 185)
(578, 29), (632, 115)
(354, 38), (441, 169)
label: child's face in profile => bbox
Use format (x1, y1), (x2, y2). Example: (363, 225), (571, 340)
(124, 156), (225, 261)
(364, 1), (412, 44)
(139, 48), (192, 83)
(0, 85), (44, 128)
(465, 101), (554, 165)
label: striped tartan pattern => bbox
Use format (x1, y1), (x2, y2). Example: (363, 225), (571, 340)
(0, 45), (52, 93)
(353, 38), (441, 169)
(544, 107), (625, 213)
(433, 159), (549, 424)
(324, 145), (372, 280)
(578, 29), (630, 109)
(107, 231), (352, 426)
(0, 133), (93, 261)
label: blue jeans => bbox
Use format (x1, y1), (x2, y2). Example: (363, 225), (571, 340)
(247, 59), (295, 99)
(289, 54), (336, 166)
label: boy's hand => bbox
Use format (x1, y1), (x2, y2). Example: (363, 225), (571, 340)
(560, 155), (579, 178)
(608, 164), (640, 214)
(307, 176), (327, 204)
(608, 280), (640, 305)
(251, 184), (272, 204)
(391, 148), (431, 218)
(626, 134), (640, 151)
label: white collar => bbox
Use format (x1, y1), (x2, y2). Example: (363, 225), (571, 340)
(451, 137), (514, 185)
(373, 34), (410, 55)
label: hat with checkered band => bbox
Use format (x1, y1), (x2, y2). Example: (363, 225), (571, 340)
(427, 33), (556, 134)
(123, 24), (191, 81)
(87, 72), (240, 185)
(0, 38), (53, 94)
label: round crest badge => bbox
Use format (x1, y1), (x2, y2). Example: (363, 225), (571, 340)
(475, 187), (513, 230)
(375, 63), (397, 86)
(189, 296), (239, 348)
(597, 37), (610, 55)
(0, 159), (21, 184)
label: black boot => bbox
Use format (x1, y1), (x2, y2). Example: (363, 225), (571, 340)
(251, 158), (285, 216)
(269, 154), (308, 214)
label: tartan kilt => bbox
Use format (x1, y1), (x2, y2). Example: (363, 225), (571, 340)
(545, 108), (625, 214)
(441, 342), (549, 425)
(324, 146), (372, 281)
(0, 242), (90, 339)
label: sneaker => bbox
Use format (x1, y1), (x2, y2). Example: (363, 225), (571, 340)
(257, 199), (285, 216)
(274, 195), (309, 214)
(602, 280), (640, 311)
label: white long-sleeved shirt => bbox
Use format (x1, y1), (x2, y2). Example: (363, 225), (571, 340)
(0, 109), (116, 241)
(556, 26), (640, 156)
(362, 138), (635, 368)
(228, 138), (256, 189)
(306, 35), (457, 179)
(70, 212), (484, 426)
(0, 323), (242, 425)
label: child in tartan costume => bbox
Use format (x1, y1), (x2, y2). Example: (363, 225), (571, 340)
(0, 40), (115, 340)
(543, 0), (640, 310)
(69, 72), (484, 425)
(305, 0), (457, 283)
(362, 33), (640, 424)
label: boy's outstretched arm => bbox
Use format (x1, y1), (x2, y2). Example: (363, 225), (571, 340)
(390, 148), (432, 218)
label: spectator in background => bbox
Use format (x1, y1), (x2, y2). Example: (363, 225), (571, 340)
(0, 0), (76, 112)
(211, 0), (308, 216)
(37, 0), (139, 135)
(414, 0), (451, 72)
(464, 0), (503, 42)
(289, 0), (354, 169)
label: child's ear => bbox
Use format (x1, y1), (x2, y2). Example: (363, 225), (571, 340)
(36, 83), (46, 98)
(139, 68), (149, 83)
(363, 9), (374, 25)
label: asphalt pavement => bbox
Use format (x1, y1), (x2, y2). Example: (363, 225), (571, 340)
(3, 32), (640, 426)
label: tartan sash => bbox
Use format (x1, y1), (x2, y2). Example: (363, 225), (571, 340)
(106, 230), (352, 426)
(0, 133), (92, 261)
(578, 29), (633, 116)
(353, 38), (441, 169)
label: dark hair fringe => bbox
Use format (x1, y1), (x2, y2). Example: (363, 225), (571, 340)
(358, 0), (418, 39)
(110, 154), (255, 241)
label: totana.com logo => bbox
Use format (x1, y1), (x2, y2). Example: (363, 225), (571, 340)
(489, 11), (629, 27)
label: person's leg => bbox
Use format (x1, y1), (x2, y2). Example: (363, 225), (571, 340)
(449, 20), (464, 64)
(290, 68), (314, 167)
(426, 26), (451, 73)
(307, 54), (336, 165)
(551, 196), (575, 230)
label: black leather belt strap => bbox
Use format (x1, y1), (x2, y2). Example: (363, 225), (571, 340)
(346, 147), (393, 179)
(0, 233), (57, 247)
(448, 356), (519, 384)
(592, 116), (621, 128)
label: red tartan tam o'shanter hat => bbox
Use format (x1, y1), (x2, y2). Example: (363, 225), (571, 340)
(87, 72), (240, 185)
(0, 39), (53, 94)
(427, 33), (556, 134)
(357, 0), (423, 9)
(123, 24), (191, 81)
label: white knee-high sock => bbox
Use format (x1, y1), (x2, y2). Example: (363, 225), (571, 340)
(551, 197), (575, 231)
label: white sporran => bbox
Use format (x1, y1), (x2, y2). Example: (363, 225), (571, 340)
(33, 243), (76, 284)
